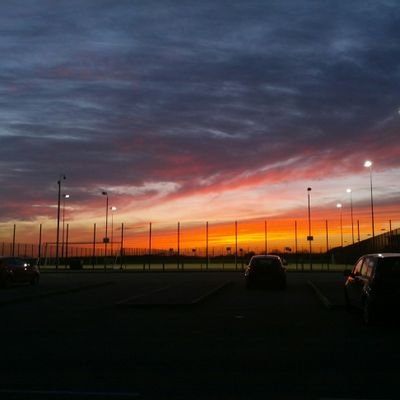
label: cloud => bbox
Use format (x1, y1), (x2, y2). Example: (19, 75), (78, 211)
(0, 0), (400, 232)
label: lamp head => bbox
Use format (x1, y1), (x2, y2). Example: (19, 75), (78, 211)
(57, 175), (66, 184)
(364, 160), (372, 168)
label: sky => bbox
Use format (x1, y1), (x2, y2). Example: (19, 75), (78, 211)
(1, 0), (400, 251)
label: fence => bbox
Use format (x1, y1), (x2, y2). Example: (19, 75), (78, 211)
(1, 226), (399, 270)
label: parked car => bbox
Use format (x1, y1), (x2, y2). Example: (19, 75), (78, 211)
(344, 253), (400, 325)
(245, 255), (287, 290)
(0, 257), (40, 288)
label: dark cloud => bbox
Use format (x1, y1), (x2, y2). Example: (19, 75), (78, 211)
(1, 0), (400, 223)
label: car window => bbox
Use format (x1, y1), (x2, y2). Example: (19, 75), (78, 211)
(252, 258), (281, 270)
(353, 258), (364, 275)
(13, 259), (26, 268)
(361, 258), (374, 278)
(6, 258), (17, 267)
(376, 258), (400, 283)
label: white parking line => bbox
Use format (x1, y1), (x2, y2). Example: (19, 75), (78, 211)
(116, 284), (174, 305)
(307, 280), (334, 309)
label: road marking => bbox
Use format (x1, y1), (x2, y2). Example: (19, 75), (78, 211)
(307, 280), (334, 309)
(191, 281), (231, 304)
(116, 284), (175, 305)
(116, 281), (231, 307)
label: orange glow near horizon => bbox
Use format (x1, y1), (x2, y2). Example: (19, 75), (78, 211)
(99, 211), (399, 255)
(0, 202), (399, 256)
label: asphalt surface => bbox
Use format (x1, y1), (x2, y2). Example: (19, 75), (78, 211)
(0, 271), (398, 400)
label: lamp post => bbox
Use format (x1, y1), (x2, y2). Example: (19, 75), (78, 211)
(205, 221), (209, 270)
(364, 160), (375, 242)
(110, 206), (117, 257)
(56, 175), (66, 269)
(264, 220), (268, 254)
(336, 203), (343, 247)
(102, 191), (109, 269)
(346, 188), (355, 244)
(307, 187), (313, 270)
(62, 194), (70, 264)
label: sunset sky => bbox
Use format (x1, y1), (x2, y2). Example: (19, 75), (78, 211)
(1, 1), (400, 252)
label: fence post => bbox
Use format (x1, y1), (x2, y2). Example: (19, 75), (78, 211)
(12, 224), (16, 256)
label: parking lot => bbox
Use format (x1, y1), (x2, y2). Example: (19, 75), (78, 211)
(0, 271), (398, 399)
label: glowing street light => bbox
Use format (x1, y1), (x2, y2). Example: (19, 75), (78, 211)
(346, 188), (355, 244)
(364, 160), (375, 241)
(336, 203), (343, 247)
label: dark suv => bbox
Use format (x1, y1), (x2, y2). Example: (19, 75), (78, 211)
(344, 253), (400, 325)
(0, 257), (40, 288)
(245, 255), (287, 290)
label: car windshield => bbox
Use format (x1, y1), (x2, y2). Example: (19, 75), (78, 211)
(252, 258), (281, 269)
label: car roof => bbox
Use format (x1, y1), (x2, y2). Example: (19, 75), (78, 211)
(251, 255), (281, 260)
(364, 253), (400, 258)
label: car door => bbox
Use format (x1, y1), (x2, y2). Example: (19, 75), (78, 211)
(346, 257), (366, 308)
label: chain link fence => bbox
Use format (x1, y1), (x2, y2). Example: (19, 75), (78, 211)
(1, 219), (399, 270)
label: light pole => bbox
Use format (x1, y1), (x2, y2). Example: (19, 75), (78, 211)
(205, 221), (209, 270)
(346, 188), (355, 244)
(56, 175), (66, 269)
(110, 206), (117, 257)
(336, 203), (343, 247)
(62, 194), (70, 264)
(264, 220), (268, 254)
(102, 191), (109, 269)
(364, 160), (375, 242)
(307, 187), (313, 270)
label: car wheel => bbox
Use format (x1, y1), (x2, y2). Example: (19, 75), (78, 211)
(30, 275), (39, 286)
